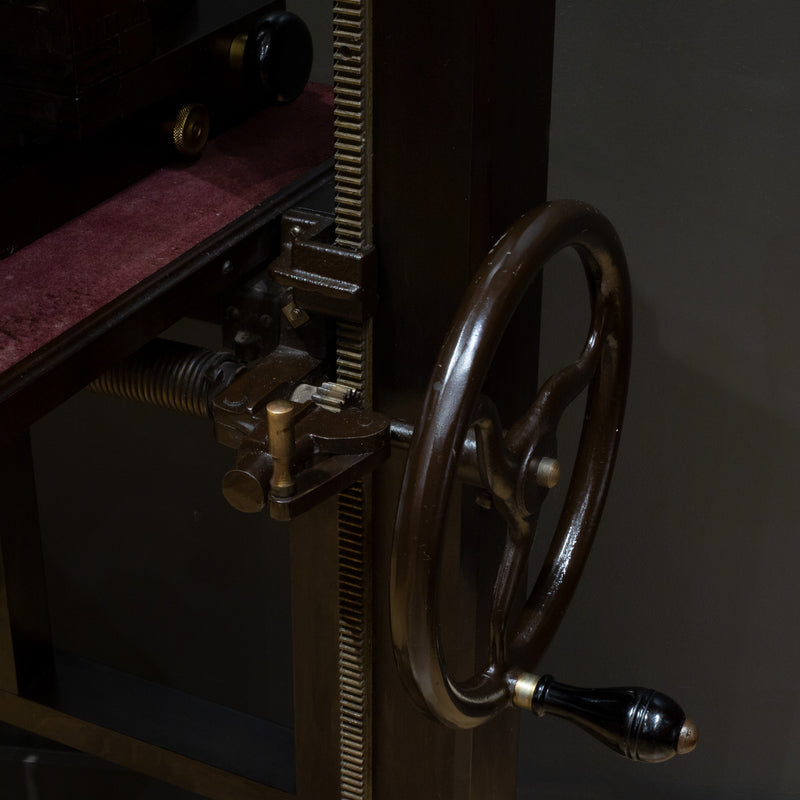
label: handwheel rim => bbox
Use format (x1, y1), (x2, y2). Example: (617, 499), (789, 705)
(390, 200), (632, 728)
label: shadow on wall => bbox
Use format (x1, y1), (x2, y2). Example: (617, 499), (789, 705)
(518, 286), (800, 800)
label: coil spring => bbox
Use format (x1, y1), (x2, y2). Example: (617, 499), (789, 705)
(88, 339), (238, 418)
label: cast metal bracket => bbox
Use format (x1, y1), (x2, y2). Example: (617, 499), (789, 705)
(269, 209), (378, 322)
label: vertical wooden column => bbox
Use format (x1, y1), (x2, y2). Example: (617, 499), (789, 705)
(368, 2), (555, 798)
(0, 432), (53, 695)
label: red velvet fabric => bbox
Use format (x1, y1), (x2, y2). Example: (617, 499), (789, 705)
(0, 83), (333, 373)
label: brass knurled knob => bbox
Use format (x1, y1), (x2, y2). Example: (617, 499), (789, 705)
(172, 103), (210, 157)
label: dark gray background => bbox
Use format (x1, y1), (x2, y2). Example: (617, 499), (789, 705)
(518, 2), (800, 798)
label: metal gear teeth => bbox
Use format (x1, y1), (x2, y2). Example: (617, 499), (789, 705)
(312, 381), (363, 412)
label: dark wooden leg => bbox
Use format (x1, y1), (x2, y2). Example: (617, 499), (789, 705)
(290, 495), (341, 800)
(0, 431), (53, 696)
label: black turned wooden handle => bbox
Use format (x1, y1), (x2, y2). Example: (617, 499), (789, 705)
(514, 674), (698, 763)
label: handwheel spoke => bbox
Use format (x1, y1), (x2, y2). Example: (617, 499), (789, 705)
(510, 303), (629, 668)
(505, 296), (610, 462)
(470, 400), (537, 673)
(486, 520), (532, 671)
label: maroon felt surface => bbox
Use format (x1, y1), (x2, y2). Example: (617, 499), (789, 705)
(0, 83), (333, 374)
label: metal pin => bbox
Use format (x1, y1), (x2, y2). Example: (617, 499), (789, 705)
(534, 457), (561, 489)
(267, 400), (296, 497)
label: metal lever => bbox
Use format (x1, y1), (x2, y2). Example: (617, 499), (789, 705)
(267, 400), (297, 497)
(512, 673), (698, 763)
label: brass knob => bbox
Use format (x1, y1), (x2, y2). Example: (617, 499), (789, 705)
(172, 103), (210, 157)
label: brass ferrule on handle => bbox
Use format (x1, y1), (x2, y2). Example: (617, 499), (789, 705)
(267, 400), (297, 498)
(510, 672), (541, 712)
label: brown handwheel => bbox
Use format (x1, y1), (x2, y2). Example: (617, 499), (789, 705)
(390, 200), (697, 762)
